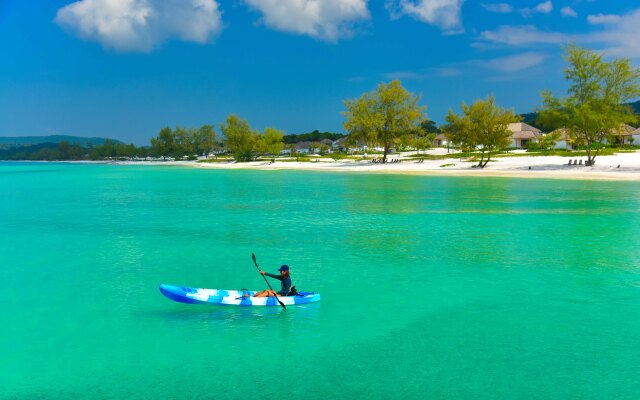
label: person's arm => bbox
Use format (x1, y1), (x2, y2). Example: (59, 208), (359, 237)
(262, 272), (284, 281)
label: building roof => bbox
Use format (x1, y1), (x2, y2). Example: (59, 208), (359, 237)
(511, 131), (539, 140)
(294, 141), (312, 149)
(435, 133), (448, 140)
(508, 122), (542, 140)
(610, 123), (636, 136)
(508, 122), (542, 134)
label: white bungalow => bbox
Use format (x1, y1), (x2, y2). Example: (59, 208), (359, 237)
(434, 133), (449, 147)
(550, 128), (573, 150)
(508, 123), (542, 149)
(634, 127), (640, 145)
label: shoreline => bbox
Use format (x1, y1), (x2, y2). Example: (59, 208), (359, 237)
(6, 151), (640, 181)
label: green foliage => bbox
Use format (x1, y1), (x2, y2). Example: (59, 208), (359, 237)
(538, 45), (640, 165)
(256, 127), (285, 156)
(220, 115), (286, 161)
(445, 96), (519, 168)
(343, 80), (426, 163)
(527, 131), (561, 153)
(420, 120), (440, 134)
(149, 124), (220, 159)
(220, 114), (256, 161)
(195, 125), (218, 156)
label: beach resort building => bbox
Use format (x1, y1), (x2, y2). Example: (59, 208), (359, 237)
(550, 128), (573, 150)
(606, 123), (637, 145)
(508, 123), (542, 149)
(434, 133), (449, 147)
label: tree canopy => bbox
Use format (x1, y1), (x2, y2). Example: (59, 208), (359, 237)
(343, 80), (425, 163)
(538, 45), (640, 165)
(445, 96), (519, 168)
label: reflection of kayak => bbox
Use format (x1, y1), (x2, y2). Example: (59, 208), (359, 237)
(159, 284), (321, 306)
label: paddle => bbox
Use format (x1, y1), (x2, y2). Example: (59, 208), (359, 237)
(251, 253), (287, 311)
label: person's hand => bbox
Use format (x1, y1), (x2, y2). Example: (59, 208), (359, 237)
(260, 271), (266, 275)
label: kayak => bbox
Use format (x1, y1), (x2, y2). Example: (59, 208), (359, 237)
(159, 284), (321, 306)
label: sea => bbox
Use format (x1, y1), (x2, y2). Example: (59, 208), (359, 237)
(1, 162), (639, 399)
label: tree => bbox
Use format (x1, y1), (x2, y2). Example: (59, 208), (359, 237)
(318, 143), (330, 155)
(538, 45), (640, 166)
(256, 127), (284, 157)
(221, 114), (256, 161)
(195, 125), (218, 157)
(446, 96), (518, 168)
(151, 127), (174, 159)
(172, 126), (193, 159)
(420, 120), (440, 134)
(343, 80), (425, 163)
(531, 131), (561, 153)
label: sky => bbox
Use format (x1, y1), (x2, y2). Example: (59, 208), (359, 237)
(1, 0), (639, 145)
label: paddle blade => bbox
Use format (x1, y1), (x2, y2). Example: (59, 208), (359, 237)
(251, 253), (257, 265)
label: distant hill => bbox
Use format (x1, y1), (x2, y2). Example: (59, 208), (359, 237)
(0, 135), (121, 147)
(0, 142), (61, 160)
(520, 100), (640, 130)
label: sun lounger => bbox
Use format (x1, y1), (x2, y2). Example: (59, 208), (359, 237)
(578, 160), (583, 165)
(567, 159), (572, 165)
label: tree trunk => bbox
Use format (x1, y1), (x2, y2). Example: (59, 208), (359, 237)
(477, 150), (485, 168)
(383, 143), (389, 163)
(482, 150), (492, 168)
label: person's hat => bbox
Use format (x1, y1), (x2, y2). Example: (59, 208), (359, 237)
(278, 265), (290, 271)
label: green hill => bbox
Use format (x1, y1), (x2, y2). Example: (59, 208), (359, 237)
(0, 135), (121, 147)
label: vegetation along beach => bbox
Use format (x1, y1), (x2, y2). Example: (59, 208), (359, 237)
(2, 1), (640, 399)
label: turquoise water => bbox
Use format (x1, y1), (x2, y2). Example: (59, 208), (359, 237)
(1, 162), (640, 399)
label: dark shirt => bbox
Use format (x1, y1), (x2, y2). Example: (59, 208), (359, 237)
(264, 272), (292, 296)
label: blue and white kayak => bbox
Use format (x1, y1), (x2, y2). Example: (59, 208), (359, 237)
(159, 284), (321, 307)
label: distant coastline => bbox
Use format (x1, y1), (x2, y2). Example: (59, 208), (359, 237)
(103, 150), (640, 181)
(5, 148), (640, 181)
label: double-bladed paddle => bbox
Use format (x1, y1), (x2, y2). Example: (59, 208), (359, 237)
(251, 253), (286, 311)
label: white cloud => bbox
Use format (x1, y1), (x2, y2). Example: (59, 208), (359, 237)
(244, 0), (369, 42)
(479, 25), (569, 46)
(479, 8), (640, 59)
(382, 66), (462, 80)
(560, 7), (577, 18)
(587, 9), (640, 57)
(481, 3), (513, 13)
(587, 13), (621, 25)
(533, 1), (553, 14)
(55, 0), (222, 52)
(387, 0), (465, 33)
(520, 1), (553, 17)
(483, 52), (548, 72)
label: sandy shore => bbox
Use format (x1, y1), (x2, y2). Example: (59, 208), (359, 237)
(117, 149), (640, 181)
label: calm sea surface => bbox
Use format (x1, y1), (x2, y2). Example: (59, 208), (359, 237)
(1, 162), (639, 399)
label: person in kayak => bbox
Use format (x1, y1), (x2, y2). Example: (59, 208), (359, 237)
(253, 265), (292, 297)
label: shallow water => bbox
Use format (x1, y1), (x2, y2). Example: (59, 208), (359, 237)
(1, 162), (639, 399)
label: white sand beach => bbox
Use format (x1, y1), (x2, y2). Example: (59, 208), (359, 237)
(188, 149), (640, 181)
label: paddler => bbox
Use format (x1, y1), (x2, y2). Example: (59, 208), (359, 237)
(253, 265), (293, 297)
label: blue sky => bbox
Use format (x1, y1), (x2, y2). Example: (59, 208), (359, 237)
(1, 0), (639, 145)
